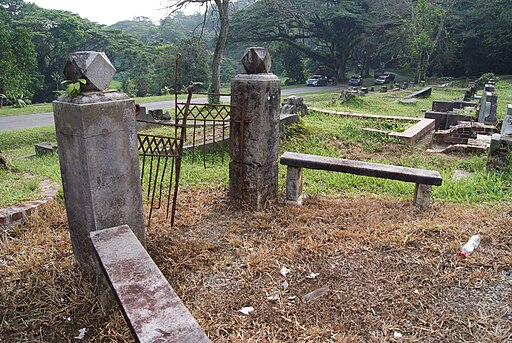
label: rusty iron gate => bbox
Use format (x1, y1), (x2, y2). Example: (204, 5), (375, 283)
(137, 56), (246, 226)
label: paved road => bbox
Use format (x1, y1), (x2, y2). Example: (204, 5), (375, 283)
(0, 85), (343, 132)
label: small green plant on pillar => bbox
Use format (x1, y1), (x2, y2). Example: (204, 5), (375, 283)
(61, 79), (87, 97)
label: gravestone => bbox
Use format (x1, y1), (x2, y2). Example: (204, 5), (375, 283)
(478, 91), (497, 123)
(35, 142), (57, 156)
(407, 87), (432, 99)
(230, 47), (280, 209)
(501, 104), (512, 136)
(54, 51), (145, 276)
(432, 100), (455, 112)
(281, 96), (307, 116)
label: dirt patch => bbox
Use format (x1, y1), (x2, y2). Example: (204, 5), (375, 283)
(1, 188), (511, 342)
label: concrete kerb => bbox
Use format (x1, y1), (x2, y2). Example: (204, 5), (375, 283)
(0, 177), (60, 230)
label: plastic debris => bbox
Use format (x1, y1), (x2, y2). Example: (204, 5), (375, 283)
(239, 306), (254, 315)
(302, 286), (329, 303)
(267, 295), (279, 301)
(460, 234), (481, 257)
(288, 296), (296, 301)
(393, 331), (403, 339)
(74, 328), (87, 340)
(282, 280), (289, 290)
(280, 266), (291, 276)
(306, 272), (319, 279)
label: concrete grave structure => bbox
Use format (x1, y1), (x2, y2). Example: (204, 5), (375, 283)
(406, 87), (432, 99)
(230, 47), (280, 209)
(500, 104), (512, 136)
(487, 104), (512, 171)
(478, 91), (498, 123)
(54, 52), (145, 276)
(425, 111), (474, 131)
(281, 96), (307, 117)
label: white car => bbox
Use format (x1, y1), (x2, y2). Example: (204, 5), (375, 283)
(306, 75), (328, 86)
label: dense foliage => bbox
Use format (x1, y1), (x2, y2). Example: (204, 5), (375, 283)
(232, 0), (512, 81)
(0, 0), (511, 103)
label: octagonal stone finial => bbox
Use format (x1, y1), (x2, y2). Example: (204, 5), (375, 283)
(63, 51), (116, 92)
(241, 47), (272, 74)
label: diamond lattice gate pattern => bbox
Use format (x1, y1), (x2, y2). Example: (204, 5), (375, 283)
(137, 87), (246, 227)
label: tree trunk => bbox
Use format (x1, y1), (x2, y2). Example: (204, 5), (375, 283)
(415, 51), (423, 84)
(338, 54), (348, 82)
(211, 0), (229, 103)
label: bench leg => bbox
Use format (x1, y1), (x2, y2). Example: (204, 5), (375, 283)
(285, 166), (304, 206)
(414, 183), (432, 208)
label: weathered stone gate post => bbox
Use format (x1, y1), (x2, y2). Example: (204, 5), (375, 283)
(53, 52), (145, 275)
(229, 47), (280, 208)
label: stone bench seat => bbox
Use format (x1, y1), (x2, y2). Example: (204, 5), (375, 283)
(279, 152), (442, 208)
(90, 225), (211, 343)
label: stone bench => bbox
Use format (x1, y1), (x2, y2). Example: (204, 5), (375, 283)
(90, 225), (211, 343)
(280, 152), (442, 208)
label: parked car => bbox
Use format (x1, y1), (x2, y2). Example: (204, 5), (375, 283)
(306, 75), (328, 86)
(374, 72), (395, 85)
(374, 75), (389, 85)
(383, 72), (395, 82)
(348, 75), (362, 86)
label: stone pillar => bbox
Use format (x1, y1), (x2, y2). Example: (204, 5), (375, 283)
(229, 47), (280, 209)
(53, 52), (145, 275)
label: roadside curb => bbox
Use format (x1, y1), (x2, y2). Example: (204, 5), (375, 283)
(0, 177), (59, 230)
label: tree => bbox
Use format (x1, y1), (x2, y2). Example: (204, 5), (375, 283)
(153, 37), (210, 93)
(166, 0), (230, 102)
(231, 0), (368, 81)
(449, 0), (512, 76)
(403, 0), (452, 83)
(107, 17), (159, 45)
(0, 5), (41, 100)
(272, 42), (306, 83)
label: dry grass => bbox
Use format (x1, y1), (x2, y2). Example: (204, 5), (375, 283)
(1, 188), (511, 342)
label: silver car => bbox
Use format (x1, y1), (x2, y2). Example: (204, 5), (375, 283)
(306, 75), (328, 86)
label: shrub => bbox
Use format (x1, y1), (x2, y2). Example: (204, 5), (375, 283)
(476, 73), (498, 87)
(1, 92), (32, 107)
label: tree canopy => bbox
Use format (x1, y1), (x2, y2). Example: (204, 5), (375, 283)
(0, 0), (511, 104)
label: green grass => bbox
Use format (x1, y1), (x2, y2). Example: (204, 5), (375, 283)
(5, 147), (61, 183)
(0, 168), (40, 207)
(278, 111), (512, 203)
(0, 103), (53, 117)
(302, 85), (470, 118)
(2, 78), (512, 207)
(0, 126), (56, 150)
